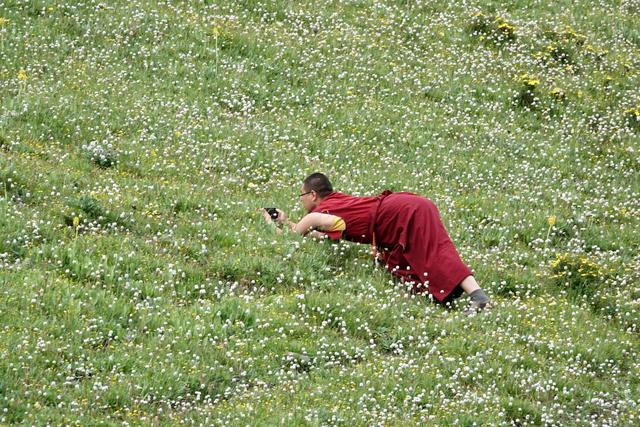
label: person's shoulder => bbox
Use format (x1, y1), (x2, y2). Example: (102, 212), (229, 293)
(321, 191), (349, 201)
(313, 192), (345, 213)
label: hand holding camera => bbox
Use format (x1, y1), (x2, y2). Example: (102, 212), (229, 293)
(261, 207), (288, 225)
(264, 207), (279, 220)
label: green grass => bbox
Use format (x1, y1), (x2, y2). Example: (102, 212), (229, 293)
(1, 0), (639, 424)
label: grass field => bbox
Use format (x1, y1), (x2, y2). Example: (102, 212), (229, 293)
(1, 0), (640, 425)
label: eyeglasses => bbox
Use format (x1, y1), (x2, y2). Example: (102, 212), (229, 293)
(298, 191), (313, 198)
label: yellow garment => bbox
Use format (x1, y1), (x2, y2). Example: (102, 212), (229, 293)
(326, 216), (346, 232)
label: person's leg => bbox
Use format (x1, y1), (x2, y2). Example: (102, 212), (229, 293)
(459, 275), (481, 294)
(458, 275), (492, 314)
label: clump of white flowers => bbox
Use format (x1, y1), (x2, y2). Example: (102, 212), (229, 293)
(83, 138), (118, 168)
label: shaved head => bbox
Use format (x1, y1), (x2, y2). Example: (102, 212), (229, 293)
(303, 173), (333, 198)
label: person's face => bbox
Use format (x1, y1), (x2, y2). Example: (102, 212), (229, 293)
(299, 185), (318, 213)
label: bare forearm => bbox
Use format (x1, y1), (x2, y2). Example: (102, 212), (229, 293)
(289, 220), (313, 235)
(266, 212), (333, 238)
(283, 219), (319, 237)
(285, 220), (299, 233)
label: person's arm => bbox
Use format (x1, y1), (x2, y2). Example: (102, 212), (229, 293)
(261, 209), (343, 239)
(291, 213), (345, 241)
(291, 212), (338, 235)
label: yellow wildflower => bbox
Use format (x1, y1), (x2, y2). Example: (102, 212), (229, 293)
(18, 68), (27, 81)
(519, 74), (539, 88)
(497, 22), (515, 32)
(624, 107), (640, 118)
(550, 87), (565, 100)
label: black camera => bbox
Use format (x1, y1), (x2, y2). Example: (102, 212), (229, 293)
(264, 207), (279, 220)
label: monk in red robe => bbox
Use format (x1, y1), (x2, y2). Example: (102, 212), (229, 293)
(262, 173), (492, 314)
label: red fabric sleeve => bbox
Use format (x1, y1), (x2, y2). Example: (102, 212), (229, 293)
(323, 230), (343, 241)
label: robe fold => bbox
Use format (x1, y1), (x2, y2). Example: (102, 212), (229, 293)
(313, 191), (472, 301)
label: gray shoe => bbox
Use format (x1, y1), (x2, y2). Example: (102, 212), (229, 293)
(463, 300), (493, 316)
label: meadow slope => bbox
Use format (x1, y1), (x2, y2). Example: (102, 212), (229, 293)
(1, 0), (640, 425)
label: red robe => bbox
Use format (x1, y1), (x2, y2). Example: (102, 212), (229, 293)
(313, 191), (473, 301)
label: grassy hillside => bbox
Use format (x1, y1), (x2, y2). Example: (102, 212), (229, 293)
(1, 0), (639, 424)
